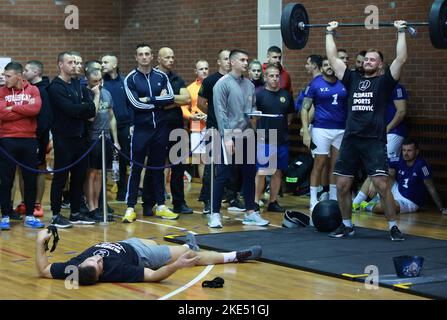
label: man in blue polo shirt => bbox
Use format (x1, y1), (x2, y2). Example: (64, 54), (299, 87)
(361, 139), (447, 215)
(301, 57), (348, 212)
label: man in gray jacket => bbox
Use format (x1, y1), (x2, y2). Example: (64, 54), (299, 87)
(209, 49), (269, 228)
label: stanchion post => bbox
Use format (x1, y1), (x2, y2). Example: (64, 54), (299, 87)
(210, 128), (215, 216)
(101, 131), (109, 226)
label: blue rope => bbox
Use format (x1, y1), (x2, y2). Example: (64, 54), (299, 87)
(106, 134), (209, 170)
(0, 138), (100, 174)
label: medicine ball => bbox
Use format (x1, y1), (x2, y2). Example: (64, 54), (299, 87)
(311, 200), (342, 232)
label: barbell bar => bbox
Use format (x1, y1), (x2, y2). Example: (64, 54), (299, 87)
(259, 0), (447, 50)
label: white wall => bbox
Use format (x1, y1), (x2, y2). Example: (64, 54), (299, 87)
(257, 0), (283, 62)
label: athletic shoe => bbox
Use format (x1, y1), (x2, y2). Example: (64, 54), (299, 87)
(80, 200), (89, 215)
(236, 245), (262, 262)
(329, 224), (355, 238)
(89, 209), (115, 222)
(258, 199), (265, 207)
(50, 214), (73, 229)
(99, 204), (114, 214)
(228, 199), (246, 212)
(267, 201), (284, 213)
(155, 206), (179, 220)
(242, 212), (269, 226)
(69, 212), (96, 225)
(208, 213), (222, 228)
(185, 232), (200, 251)
(8, 209), (23, 221)
(122, 207), (137, 223)
(360, 201), (370, 211)
(319, 191), (329, 201)
(202, 201), (211, 215)
(34, 203), (44, 217)
(0, 217), (10, 230)
(61, 196), (70, 209)
(173, 203), (193, 214)
(15, 202), (26, 215)
(390, 225), (405, 241)
(352, 203), (361, 212)
(24, 216), (45, 229)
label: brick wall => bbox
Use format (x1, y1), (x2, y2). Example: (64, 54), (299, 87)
(120, 0), (258, 85)
(0, 0), (121, 78)
(283, 0), (447, 118)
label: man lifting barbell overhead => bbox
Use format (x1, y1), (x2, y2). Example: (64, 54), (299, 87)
(325, 20), (408, 241)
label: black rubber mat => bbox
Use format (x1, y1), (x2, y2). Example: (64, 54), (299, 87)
(165, 227), (447, 299)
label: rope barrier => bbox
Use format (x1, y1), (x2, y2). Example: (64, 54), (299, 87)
(0, 138), (100, 174)
(106, 132), (211, 170)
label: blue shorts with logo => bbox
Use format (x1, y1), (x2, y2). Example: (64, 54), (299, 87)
(256, 143), (289, 171)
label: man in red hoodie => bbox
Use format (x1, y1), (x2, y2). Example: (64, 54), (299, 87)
(0, 62), (44, 230)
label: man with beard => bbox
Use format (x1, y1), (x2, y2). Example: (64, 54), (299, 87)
(325, 20), (408, 241)
(301, 57), (347, 212)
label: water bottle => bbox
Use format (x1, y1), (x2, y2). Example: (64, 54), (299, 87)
(112, 152), (120, 182)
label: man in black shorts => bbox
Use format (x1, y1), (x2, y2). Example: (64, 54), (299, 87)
(326, 20), (408, 241)
(36, 228), (262, 285)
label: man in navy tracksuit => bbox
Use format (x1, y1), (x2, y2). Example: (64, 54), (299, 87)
(122, 43), (179, 223)
(102, 54), (133, 201)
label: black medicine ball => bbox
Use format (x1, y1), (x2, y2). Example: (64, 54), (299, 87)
(312, 200), (342, 232)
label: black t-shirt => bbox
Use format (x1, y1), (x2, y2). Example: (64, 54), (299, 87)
(342, 68), (398, 141)
(50, 242), (144, 283)
(198, 72), (224, 129)
(164, 71), (187, 128)
(256, 88), (294, 145)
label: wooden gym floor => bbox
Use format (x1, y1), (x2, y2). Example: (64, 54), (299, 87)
(1, 177), (446, 300)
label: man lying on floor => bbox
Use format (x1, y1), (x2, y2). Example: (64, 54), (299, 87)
(35, 229), (261, 285)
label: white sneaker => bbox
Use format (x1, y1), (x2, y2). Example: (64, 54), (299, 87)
(258, 200), (265, 207)
(207, 213), (222, 228)
(319, 192), (329, 201)
(242, 212), (269, 226)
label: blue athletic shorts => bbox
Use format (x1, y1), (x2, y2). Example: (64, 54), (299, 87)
(256, 143), (289, 170)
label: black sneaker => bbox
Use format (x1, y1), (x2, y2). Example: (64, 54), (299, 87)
(80, 201), (89, 215)
(89, 209), (115, 222)
(267, 201), (284, 213)
(390, 225), (405, 241)
(69, 212), (96, 225)
(7, 209), (23, 221)
(142, 203), (155, 216)
(329, 224), (355, 238)
(228, 199), (246, 212)
(51, 214), (73, 229)
(99, 204), (114, 214)
(236, 245), (262, 262)
(173, 203), (193, 214)
(202, 201), (211, 215)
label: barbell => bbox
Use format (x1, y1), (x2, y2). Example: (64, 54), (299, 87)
(260, 0), (447, 50)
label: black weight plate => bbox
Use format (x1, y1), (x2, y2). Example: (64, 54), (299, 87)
(281, 3), (309, 50)
(429, 0), (447, 49)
